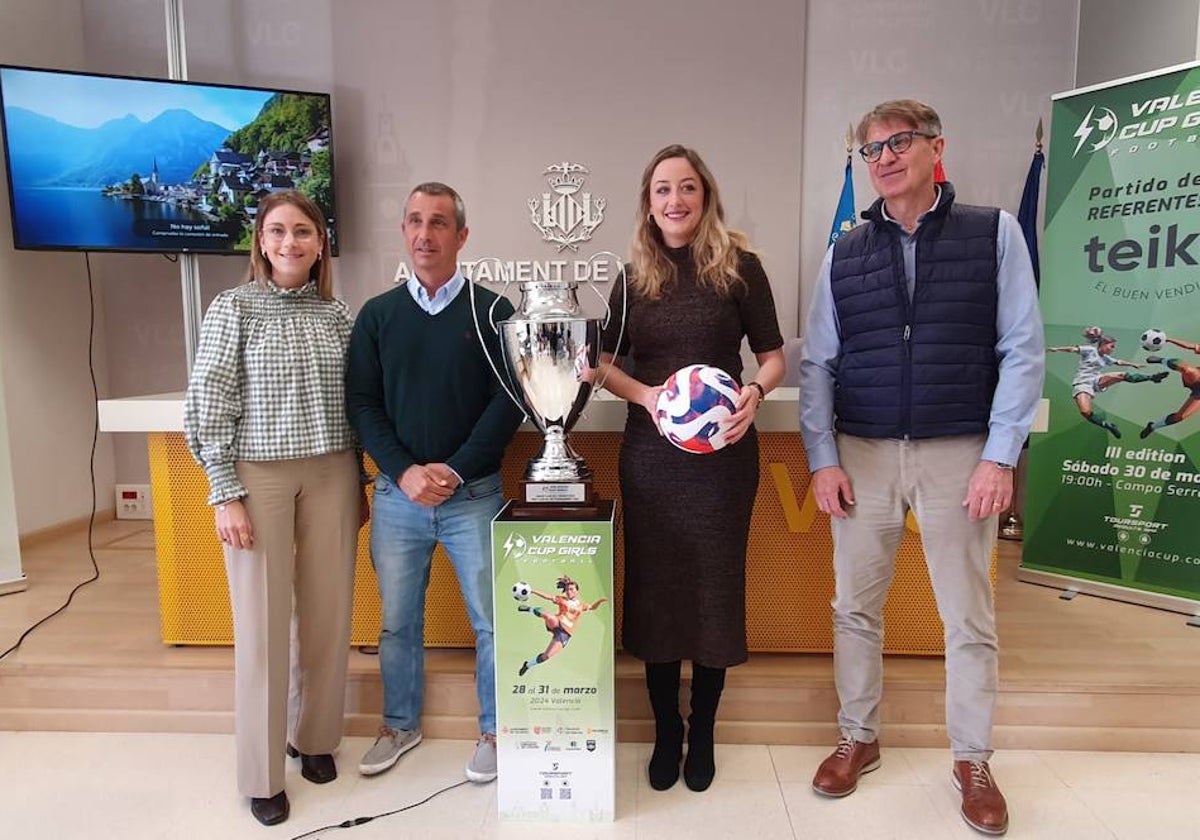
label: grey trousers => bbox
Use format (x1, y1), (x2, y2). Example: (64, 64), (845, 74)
(223, 450), (359, 797)
(831, 434), (998, 761)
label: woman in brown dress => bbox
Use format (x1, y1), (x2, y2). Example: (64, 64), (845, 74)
(600, 145), (785, 791)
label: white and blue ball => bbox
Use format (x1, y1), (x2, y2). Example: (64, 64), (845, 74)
(655, 364), (741, 455)
(1141, 328), (1167, 352)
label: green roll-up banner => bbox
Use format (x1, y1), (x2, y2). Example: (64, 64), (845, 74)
(1023, 61), (1200, 605)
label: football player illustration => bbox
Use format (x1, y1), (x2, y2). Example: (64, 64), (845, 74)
(1047, 326), (1167, 438)
(1140, 334), (1200, 438)
(514, 575), (607, 677)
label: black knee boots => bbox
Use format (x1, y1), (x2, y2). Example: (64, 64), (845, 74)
(645, 661), (727, 792)
(684, 663), (726, 792)
(645, 660), (684, 790)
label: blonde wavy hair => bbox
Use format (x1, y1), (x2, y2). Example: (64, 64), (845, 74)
(631, 144), (753, 301)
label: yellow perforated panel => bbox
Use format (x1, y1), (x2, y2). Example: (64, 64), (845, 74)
(150, 432), (993, 654)
(149, 433), (468, 647)
(150, 433), (234, 644)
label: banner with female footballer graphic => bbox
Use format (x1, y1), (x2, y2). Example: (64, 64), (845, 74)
(492, 502), (615, 822)
(1022, 60), (1200, 606)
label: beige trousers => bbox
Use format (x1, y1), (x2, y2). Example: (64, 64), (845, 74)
(223, 450), (359, 797)
(831, 434), (999, 761)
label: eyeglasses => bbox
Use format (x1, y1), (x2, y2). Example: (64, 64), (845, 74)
(858, 130), (939, 163)
(262, 226), (318, 242)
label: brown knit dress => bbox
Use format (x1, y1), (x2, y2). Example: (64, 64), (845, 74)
(602, 247), (783, 667)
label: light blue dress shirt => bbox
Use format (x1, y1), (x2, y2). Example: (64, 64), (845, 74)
(407, 269), (466, 314)
(799, 194), (1045, 471)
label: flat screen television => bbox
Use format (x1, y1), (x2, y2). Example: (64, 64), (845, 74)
(0, 65), (338, 255)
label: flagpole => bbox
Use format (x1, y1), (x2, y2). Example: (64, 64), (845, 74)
(1001, 118), (1045, 542)
(827, 125), (856, 247)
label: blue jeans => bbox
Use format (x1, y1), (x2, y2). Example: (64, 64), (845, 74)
(369, 471), (502, 735)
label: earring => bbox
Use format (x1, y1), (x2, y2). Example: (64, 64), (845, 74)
(647, 213), (655, 225)
(261, 251), (267, 258)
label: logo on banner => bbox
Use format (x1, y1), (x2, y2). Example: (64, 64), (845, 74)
(502, 532), (528, 560)
(529, 162), (606, 252)
(1072, 105), (1120, 157)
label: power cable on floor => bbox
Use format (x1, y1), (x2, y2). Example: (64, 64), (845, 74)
(0, 252), (102, 663)
(288, 779), (471, 839)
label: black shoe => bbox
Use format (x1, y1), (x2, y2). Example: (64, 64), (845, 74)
(648, 720), (684, 790)
(1151, 371), (1170, 383)
(1102, 421), (1122, 439)
(518, 661), (529, 677)
(1140, 422), (1155, 439)
(250, 791), (289, 826)
(287, 744), (337, 784)
(1147, 355), (1163, 364)
(683, 727), (716, 791)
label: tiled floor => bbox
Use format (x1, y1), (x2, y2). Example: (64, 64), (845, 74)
(2, 732), (1195, 839)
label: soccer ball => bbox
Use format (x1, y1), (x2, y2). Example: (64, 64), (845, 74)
(512, 581), (531, 601)
(1140, 328), (1167, 352)
(655, 364), (741, 454)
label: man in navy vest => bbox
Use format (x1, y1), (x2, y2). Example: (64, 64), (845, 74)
(799, 100), (1044, 836)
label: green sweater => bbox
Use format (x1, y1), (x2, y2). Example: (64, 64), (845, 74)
(346, 284), (523, 483)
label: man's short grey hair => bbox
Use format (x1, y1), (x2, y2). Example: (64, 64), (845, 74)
(407, 181), (466, 229)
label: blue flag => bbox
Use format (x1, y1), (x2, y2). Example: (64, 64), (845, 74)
(828, 156), (855, 246)
(1017, 148), (1044, 287)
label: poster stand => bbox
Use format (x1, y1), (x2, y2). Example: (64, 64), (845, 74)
(492, 500), (616, 822)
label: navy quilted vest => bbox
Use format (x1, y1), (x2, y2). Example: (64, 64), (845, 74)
(830, 183), (999, 439)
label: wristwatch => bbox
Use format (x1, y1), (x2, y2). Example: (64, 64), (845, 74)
(990, 461), (1015, 471)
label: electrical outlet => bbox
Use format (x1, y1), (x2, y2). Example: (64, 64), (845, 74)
(115, 484), (152, 520)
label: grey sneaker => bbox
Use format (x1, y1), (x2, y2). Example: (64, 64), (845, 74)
(358, 726), (421, 776)
(465, 732), (497, 783)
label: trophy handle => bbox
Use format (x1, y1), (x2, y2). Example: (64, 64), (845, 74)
(581, 250), (628, 396)
(582, 249), (622, 329)
(467, 262), (528, 420)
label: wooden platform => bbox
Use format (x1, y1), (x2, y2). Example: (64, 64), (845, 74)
(2, 518), (1198, 751)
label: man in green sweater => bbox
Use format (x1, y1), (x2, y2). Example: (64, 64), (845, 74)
(346, 182), (523, 784)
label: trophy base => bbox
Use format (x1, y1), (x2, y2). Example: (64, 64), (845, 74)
(511, 479), (598, 519)
(999, 511), (1024, 541)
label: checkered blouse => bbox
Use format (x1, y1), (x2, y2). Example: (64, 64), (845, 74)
(183, 280), (356, 505)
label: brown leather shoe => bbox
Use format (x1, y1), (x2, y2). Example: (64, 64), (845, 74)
(953, 760), (1009, 835)
(811, 736), (881, 797)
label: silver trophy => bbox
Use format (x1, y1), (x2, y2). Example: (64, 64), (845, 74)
(471, 253), (625, 512)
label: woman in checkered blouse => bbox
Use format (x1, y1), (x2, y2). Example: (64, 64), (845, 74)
(183, 190), (362, 827)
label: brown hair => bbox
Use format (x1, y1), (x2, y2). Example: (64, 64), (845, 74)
(855, 99), (942, 145)
(245, 190), (333, 300)
(631, 144), (752, 301)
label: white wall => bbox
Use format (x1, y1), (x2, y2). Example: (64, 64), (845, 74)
(0, 0), (117, 534)
(1076, 0), (1200, 87)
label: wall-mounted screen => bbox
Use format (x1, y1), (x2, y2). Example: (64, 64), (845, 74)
(0, 65), (338, 255)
